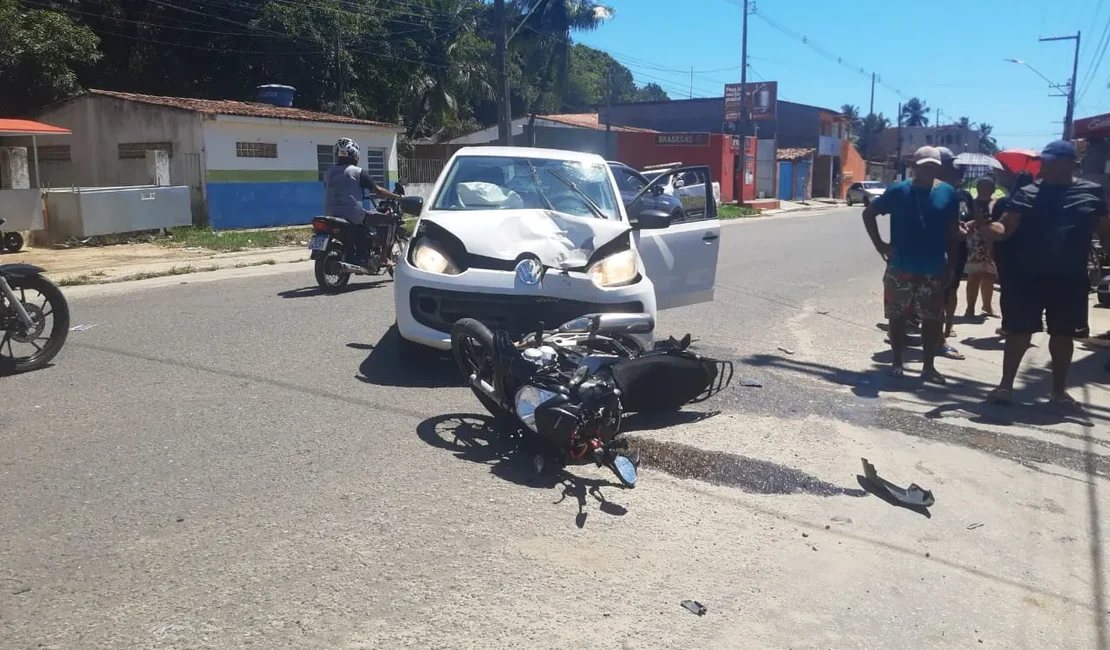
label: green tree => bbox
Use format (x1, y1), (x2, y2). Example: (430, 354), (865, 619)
(0, 0), (100, 115)
(840, 103), (861, 140)
(977, 122), (999, 155)
(636, 82), (669, 102)
(900, 97), (930, 127)
(857, 112), (891, 160)
(957, 116), (971, 129)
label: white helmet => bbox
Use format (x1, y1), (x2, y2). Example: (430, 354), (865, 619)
(334, 137), (359, 162)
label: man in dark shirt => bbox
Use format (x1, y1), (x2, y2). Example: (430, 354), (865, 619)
(936, 147), (973, 359)
(863, 146), (963, 383)
(979, 140), (1110, 405)
(324, 137), (401, 269)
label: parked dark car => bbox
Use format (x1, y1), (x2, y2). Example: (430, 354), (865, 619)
(607, 161), (685, 220)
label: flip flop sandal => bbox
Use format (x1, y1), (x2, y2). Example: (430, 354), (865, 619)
(1049, 394), (1082, 410)
(940, 346), (965, 360)
(987, 387), (1012, 404)
(890, 365), (906, 378)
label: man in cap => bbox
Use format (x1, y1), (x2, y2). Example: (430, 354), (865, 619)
(863, 146), (964, 382)
(978, 140), (1110, 405)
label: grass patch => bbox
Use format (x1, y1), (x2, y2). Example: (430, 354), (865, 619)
(57, 259), (292, 287)
(57, 270), (108, 286)
(155, 226), (311, 251)
(718, 204), (762, 220)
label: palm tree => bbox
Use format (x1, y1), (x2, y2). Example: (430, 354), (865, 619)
(977, 122), (999, 155)
(900, 97), (930, 127)
(840, 103), (861, 138)
(957, 116), (971, 130)
(516, 0), (613, 139)
(857, 112), (890, 160)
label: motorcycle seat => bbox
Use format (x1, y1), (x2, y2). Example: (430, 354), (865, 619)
(316, 216), (351, 226)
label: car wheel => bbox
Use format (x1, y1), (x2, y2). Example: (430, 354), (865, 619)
(863, 195), (871, 207)
(845, 195), (853, 207)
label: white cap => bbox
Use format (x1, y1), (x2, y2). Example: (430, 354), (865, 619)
(913, 146), (942, 166)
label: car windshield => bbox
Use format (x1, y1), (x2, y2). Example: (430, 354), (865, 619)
(862, 182), (885, 190)
(431, 155), (620, 219)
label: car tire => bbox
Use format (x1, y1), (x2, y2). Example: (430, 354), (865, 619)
(845, 195), (853, 207)
(863, 195), (871, 207)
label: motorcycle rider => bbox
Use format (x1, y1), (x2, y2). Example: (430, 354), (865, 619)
(323, 137), (401, 270)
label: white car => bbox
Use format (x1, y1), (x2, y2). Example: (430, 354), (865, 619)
(393, 146), (721, 352)
(642, 164), (722, 208)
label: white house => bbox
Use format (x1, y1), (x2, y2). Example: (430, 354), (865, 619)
(16, 88), (403, 229)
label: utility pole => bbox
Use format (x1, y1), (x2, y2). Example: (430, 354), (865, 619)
(1040, 31), (1081, 139)
(896, 101), (904, 181)
(336, 27), (344, 115)
(494, 0), (513, 146)
(689, 66), (694, 100)
(869, 72), (875, 116)
(606, 64), (613, 159)
(739, 0), (749, 137)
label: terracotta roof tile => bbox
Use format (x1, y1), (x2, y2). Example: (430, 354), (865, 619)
(776, 147), (816, 161)
(536, 113), (657, 133)
(88, 89), (399, 129)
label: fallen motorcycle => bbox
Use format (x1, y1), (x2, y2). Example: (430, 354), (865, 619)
(450, 313), (732, 487)
(0, 252), (70, 374)
(308, 198), (409, 292)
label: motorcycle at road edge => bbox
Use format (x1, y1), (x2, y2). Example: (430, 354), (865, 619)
(308, 198), (409, 293)
(0, 220), (70, 374)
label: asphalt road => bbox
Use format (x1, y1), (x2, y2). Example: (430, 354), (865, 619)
(3, 207), (1108, 649)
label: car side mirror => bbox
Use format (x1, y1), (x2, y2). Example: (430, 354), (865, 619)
(400, 196), (424, 217)
(631, 208), (670, 230)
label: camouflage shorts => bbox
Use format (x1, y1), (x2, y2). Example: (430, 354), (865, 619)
(883, 264), (946, 321)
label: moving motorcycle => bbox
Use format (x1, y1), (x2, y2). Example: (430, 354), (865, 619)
(0, 219), (70, 374)
(450, 313), (733, 487)
(308, 198), (409, 292)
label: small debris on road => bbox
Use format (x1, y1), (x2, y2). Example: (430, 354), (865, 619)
(860, 458), (935, 510)
(11, 585), (30, 595)
(811, 545), (818, 551)
(777, 346), (795, 355)
(801, 532), (809, 538)
(175, 517), (185, 523)
(681, 600), (707, 616)
(738, 377), (763, 388)
(70, 324), (97, 332)
(967, 523), (984, 530)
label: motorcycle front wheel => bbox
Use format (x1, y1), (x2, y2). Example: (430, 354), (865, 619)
(314, 249), (350, 292)
(450, 318), (508, 420)
(1, 274), (70, 374)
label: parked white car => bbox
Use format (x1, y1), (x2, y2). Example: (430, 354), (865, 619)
(642, 164), (722, 208)
(393, 147), (721, 352)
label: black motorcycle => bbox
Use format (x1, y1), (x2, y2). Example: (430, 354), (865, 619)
(308, 198), (409, 292)
(0, 220), (70, 374)
(450, 313), (732, 487)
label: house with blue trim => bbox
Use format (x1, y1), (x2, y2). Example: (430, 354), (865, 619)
(20, 87), (403, 230)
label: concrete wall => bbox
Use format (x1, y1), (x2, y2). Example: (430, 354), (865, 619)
(202, 116), (398, 229)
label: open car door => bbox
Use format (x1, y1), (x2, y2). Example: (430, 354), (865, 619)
(628, 165), (720, 310)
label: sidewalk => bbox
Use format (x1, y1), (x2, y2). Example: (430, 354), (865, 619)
(762, 199), (845, 215)
(6, 243), (309, 285)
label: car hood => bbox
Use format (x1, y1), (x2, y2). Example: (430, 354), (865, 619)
(420, 209), (631, 269)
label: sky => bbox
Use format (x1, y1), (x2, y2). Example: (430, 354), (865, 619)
(574, 0), (1110, 151)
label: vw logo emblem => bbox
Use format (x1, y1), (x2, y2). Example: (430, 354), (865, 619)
(515, 257), (544, 285)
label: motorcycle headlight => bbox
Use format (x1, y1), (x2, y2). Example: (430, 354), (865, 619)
(587, 249), (638, 287)
(411, 237), (460, 275)
(514, 385), (560, 433)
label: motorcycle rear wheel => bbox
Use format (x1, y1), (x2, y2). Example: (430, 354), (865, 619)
(450, 318), (508, 420)
(1, 274), (70, 374)
(314, 249), (350, 293)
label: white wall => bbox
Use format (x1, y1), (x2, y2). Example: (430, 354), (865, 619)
(202, 116), (399, 181)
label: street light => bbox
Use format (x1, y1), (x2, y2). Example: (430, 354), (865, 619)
(1003, 58), (1067, 89)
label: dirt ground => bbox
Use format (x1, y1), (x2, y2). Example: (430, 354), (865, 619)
(3, 244), (308, 283)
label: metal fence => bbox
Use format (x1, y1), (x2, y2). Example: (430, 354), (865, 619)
(399, 158), (445, 184)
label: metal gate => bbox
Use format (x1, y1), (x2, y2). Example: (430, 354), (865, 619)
(756, 140), (775, 199)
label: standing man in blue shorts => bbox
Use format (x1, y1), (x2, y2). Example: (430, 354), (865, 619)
(862, 146), (964, 383)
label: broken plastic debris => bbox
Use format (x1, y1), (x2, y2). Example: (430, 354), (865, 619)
(861, 458), (935, 508)
(777, 346), (795, 355)
(967, 523), (984, 530)
(739, 377), (763, 388)
(70, 324), (96, 332)
(681, 600), (707, 616)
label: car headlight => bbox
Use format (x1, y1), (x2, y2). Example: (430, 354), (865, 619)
(411, 237), (460, 275)
(587, 249), (638, 287)
(514, 385), (560, 433)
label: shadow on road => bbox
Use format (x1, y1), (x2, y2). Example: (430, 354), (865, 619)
(277, 279), (389, 299)
(416, 413), (628, 528)
(355, 326), (457, 388)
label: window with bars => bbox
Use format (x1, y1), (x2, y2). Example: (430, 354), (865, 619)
(37, 145), (71, 162)
(118, 141), (174, 159)
(236, 142), (278, 158)
(317, 144), (334, 181)
(363, 149), (386, 185)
